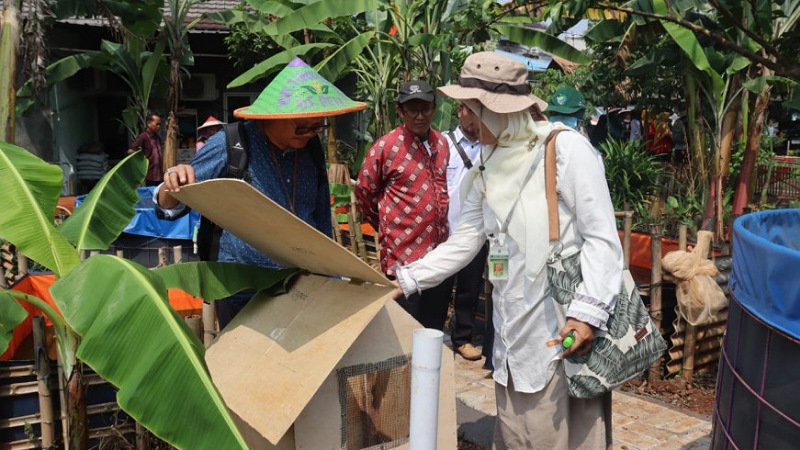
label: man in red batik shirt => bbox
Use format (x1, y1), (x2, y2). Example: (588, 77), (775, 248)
(355, 80), (454, 330)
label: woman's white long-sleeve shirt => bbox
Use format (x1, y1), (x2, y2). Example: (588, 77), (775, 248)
(395, 131), (623, 393)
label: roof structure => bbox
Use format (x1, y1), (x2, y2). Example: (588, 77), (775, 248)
(58, 0), (240, 33)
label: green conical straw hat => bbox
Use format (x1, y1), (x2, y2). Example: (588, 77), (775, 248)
(234, 57), (367, 119)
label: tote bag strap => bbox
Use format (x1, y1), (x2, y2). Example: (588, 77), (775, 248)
(545, 130), (566, 242)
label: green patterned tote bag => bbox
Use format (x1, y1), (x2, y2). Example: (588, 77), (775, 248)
(547, 251), (667, 398)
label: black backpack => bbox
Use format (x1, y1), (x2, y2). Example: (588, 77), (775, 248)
(195, 121), (327, 261)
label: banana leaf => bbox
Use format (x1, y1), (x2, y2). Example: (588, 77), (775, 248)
(262, 0), (386, 36)
(494, 24), (592, 65)
(58, 152), (146, 250)
(0, 141), (80, 276)
(226, 43), (330, 88)
(154, 262), (298, 301)
(50, 255), (291, 450)
(0, 292), (28, 355)
(0, 290), (73, 366)
(315, 31), (374, 82)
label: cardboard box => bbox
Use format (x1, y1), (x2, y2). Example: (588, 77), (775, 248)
(173, 179), (456, 449)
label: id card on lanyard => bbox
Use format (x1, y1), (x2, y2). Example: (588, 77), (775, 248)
(488, 234), (509, 281)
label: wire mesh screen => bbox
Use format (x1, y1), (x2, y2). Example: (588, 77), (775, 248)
(712, 294), (800, 449)
(337, 355), (411, 450)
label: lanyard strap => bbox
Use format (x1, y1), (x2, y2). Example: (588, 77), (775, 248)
(499, 146), (545, 234)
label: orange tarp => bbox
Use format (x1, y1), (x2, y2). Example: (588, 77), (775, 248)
(1, 274), (203, 361)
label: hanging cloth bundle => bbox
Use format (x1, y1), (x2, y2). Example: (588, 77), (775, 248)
(661, 230), (728, 326)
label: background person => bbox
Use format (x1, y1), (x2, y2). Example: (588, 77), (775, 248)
(156, 58), (366, 329)
(393, 51), (622, 448)
(545, 86), (586, 133)
(128, 112), (164, 186)
(355, 80), (454, 331)
(196, 116), (225, 151)
(444, 103), (490, 363)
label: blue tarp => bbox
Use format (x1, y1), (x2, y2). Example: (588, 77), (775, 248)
(730, 209), (800, 339)
(494, 49), (551, 71)
(75, 186), (200, 240)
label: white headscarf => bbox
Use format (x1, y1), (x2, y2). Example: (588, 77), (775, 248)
(461, 99), (570, 279)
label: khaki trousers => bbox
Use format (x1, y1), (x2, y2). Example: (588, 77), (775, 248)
(493, 364), (612, 450)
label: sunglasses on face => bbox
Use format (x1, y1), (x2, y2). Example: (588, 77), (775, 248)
(294, 123), (330, 135)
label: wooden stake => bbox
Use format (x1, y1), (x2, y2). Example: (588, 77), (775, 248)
(157, 248), (168, 267)
(649, 224), (663, 383)
(172, 245), (183, 264)
(185, 315), (202, 342)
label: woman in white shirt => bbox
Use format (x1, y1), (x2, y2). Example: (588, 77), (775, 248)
(393, 52), (622, 449)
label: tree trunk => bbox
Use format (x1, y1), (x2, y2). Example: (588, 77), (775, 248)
(163, 111), (178, 170)
(66, 365), (88, 450)
(0, 0), (20, 142)
(729, 83), (771, 237)
(163, 58), (181, 171)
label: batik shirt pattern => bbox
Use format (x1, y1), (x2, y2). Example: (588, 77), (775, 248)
(355, 125), (450, 276)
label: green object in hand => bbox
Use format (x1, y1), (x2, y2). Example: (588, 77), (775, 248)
(562, 331), (575, 349)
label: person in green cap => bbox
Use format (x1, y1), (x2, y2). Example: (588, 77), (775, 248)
(155, 57), (367, 329)
(544, 86), (586, 133)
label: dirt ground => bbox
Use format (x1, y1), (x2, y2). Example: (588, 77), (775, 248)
(619, 370), (717, 417)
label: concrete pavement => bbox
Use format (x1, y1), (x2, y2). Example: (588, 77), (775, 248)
(450, 342), (713, 450)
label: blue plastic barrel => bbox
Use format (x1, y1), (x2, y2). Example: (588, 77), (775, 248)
(712, 209), (800, 449)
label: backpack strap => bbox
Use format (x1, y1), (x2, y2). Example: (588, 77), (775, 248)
(224, 122), (249, 180)
(446, 130), (473, 169)
(545, 129), (566, 242)
(199, 122), (250, 261)
(307, 135), (327, 186)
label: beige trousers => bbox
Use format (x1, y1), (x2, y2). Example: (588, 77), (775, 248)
(493, 364), (612, 450)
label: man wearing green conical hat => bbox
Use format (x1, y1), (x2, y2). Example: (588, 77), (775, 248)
(156, 57), (367, 329)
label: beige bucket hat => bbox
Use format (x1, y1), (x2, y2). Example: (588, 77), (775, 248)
(438, 51), (547, 114)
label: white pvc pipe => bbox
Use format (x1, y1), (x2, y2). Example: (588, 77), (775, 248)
(409, 328), (444, 450)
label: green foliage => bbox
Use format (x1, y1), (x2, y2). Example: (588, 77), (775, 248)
(0, 141), (299, 449)
(223, 3), (285, 71)
(213, 0), (589, 174)
(601, 138), (670, 230)
(16, 39), (167, 139)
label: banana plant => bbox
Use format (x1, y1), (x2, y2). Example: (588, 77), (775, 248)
(0, 141), (298, 449)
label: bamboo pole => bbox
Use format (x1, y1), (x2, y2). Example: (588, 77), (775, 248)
(16, 248), (28, 281)
(33, 317), (55, 448)
(202, 302), (216, 347)
(330, 209), (343, 245)
(345, 196), (359, 255)
(649, 224), (663, 383)
(615, 211), (634, 269)
(677, 225), (699, 382)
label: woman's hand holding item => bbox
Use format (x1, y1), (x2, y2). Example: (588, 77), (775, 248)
(558, 318), (595, 359)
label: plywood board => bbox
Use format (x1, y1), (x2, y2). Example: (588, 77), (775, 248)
(206, 273), (394, 445)
(170, 178), (388, 285)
